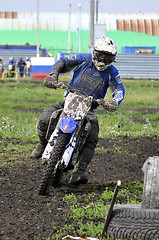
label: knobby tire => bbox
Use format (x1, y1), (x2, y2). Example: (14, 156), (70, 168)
(38, 132), (70, 195)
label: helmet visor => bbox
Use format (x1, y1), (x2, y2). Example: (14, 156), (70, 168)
(94, 50), (115, 65)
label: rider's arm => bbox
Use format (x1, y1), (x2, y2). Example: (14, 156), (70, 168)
(44, 54), (92, 88)
(50, 54), (91, 76)
(108, 67), (125, 106)
(99, 66), (125, 112)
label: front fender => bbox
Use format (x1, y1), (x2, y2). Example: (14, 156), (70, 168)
(59, 117), (78, 133)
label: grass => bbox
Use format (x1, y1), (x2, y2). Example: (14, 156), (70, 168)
(0, 76), (159, 141)
(0, 78), (65, 141)
(97, 79), (159, 138)
(47, 182), (143, 239)
(0, 76), (159, 239)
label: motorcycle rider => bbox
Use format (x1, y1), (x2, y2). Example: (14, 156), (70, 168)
(31, 37), (125, 185)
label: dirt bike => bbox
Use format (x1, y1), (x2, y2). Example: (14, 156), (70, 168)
(38, 84), (101, 195)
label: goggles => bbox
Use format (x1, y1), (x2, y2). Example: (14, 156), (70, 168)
(94, 51), (115, 64)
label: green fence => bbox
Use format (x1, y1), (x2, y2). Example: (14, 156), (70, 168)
(0, 30), (159, 56)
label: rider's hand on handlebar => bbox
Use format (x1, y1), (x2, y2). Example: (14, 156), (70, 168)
(97, 99), (118, 112)
(44, 74), (58, 89)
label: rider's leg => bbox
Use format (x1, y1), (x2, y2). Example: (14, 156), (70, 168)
(70, 110), (99, 185)
(31, 130), (48, 159)
(69, 147), (95, 185)
(31, 101), (64, 158)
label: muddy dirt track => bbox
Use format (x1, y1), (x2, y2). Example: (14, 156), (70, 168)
(0, 134), (159, 239)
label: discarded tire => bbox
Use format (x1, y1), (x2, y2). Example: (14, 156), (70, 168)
(107, 204), (159, 240)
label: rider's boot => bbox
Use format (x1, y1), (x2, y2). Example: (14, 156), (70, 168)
(69, 147), (94, 185)
(31, 135), (47, 159)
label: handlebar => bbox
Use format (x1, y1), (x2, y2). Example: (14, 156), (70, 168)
(66, 87), (105, 107)
(92, 98), (105, 108)
(49, 83), (104, 107)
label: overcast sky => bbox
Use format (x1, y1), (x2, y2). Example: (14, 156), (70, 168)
(1, 0), (159, 13)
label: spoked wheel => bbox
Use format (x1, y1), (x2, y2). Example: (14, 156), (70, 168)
(38, 132), (70, 195)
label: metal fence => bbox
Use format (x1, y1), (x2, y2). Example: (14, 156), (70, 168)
(114, 54), (159, 79)
(1, 51), (159, 79)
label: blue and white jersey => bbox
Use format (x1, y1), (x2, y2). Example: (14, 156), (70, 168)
(52, 53), (125, 106)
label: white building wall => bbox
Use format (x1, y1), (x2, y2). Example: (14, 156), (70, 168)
(0, 12), (159, 32)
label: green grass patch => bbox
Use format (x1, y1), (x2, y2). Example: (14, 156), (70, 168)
(0, 139), (34, 166)
(0, 77), (159, 141)
(49, 182), (143, 239)
(96, 79), (159, 138)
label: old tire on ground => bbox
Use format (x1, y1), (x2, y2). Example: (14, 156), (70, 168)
(107, 204), (159, 240)
(38, 132), (70, 195)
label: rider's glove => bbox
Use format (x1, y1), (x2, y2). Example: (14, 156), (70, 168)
(97, 99), (118, 112)
(44, 73), (58, 89)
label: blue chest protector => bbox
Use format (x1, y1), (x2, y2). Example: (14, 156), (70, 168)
(69, 62), (109, 100)
(53, 53), (125, 105)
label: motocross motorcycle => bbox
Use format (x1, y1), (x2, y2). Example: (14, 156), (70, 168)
(39, 85), (101, 195)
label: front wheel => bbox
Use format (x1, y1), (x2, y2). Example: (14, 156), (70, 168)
(38, 132), (70, 195)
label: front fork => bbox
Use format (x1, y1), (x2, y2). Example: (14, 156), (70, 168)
(42, 114), (80, 165)
(42, 114), (91, 168)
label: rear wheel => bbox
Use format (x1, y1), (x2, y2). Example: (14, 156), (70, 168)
(38, 132), (70, 195)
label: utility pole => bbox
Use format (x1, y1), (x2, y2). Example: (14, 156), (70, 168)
(78, 0), (85, 53)
(89, 0), (95, 52)
(96, 0), (99, 24)
(68, 4), (72, 53)
(36, 0), (40, 57)
(78, 3), (82, 53)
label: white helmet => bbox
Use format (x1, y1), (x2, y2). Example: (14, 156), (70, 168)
(92, 37), (117, 71)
